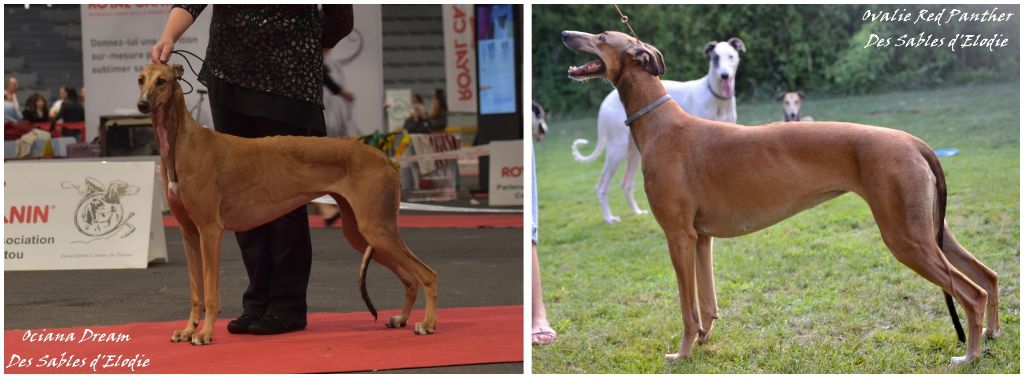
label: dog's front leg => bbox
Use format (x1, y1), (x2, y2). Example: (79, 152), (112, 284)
(171, 226), (205, 342)
(192, 226), (223, 346)
(695, 235), (718, 345)
(664, 229), (701, 362)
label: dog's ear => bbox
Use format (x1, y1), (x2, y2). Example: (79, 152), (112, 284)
(627, 43), (665, 76)
(775, 92), (786, 101)
(170, 64), (184, 80)
(796, 91), (806, 99)
(704, 41), (718, 57)
(727, 37), (746, 53)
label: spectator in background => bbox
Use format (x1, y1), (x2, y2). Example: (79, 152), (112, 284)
(22, 93), (49, 123)
(79, 86), (86, 105)
(427, 88), (448, 132)
(48, 86), (67, 120)
(404, 94), (429, 133)
(52, 87), (84, 138)
(5, 77), (19, 112)
(4, 92), (23, 123)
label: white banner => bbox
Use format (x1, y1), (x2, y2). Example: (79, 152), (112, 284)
(442, 4), (478, 113)
(80, 5), (212, 139)
(487, 140), (524, 206)
(325, 5), (385, 136)
(4, 161), (167, 271)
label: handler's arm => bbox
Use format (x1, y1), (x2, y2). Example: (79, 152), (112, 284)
(151, 6), (202, 63)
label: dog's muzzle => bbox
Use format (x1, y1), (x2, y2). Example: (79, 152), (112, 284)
(137, 99), (151, 114)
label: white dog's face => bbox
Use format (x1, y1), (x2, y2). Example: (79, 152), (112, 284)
(705, 38), (745, 98)
(782, 92), (803, 121)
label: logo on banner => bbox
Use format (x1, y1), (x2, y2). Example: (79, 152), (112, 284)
(60, 177), (139, 242)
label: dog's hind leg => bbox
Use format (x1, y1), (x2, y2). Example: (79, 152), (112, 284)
(171, 222), (205, 343)
(597, 141), (627, 223)
(359, 221), (438, 335)
(941, 224), (1000, 339)
(863, 170), (986, 365)
(622, 143), (647, 216)
(332, 194), (418, 328)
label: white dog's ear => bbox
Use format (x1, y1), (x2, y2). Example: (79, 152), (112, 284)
(727, 37), (746, 53)
(704, 41), (718, 56)
(170, 64), (184, 79)
(627, 43), (665, 76)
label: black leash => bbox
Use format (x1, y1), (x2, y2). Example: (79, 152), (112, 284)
(168, 49), (205, 95)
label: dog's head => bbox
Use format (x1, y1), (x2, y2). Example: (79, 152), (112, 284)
(531, 100), (549, 141)
(562, 30), (665, 85)
(777, 91), (805, 122)
(703, 37), (744, 98)
(137, 63), (184, 114)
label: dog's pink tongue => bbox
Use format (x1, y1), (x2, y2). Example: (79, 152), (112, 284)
(721, 78), (733, 98)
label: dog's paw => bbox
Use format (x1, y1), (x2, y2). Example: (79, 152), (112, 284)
(190, 332), (213, 346)
(664, 352), (689, 363)
(604, 216), (621, 224)
(170, 329), (194, 343)
(633, 209), (649, 216)
(983, 327), (1000, 339)
(386, 315), (407, 328)
(413, 322), (434, 335)
(950, 355), (977, 366)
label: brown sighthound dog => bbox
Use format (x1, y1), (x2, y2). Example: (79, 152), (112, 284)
(137, 63), (438, 345)
(562, 30), (998, 365)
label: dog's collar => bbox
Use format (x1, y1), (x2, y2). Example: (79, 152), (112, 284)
(706, 76), (733, 100)
(625, 94), (673, 127)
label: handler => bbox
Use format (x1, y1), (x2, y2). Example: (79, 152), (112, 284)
(151, 5), (354, 335)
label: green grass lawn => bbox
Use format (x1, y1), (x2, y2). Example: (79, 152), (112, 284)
(533, 83), (1019, 373)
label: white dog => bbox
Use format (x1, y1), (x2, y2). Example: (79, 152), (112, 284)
(572, 37), (745, 223)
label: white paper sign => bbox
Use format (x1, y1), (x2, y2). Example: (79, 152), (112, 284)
(80, 4), (213, 138)
(4, 161), (167, 271)
(442, 4), (478, 113)
(385, 89), (412, 133)
(487, 140), (524, 206)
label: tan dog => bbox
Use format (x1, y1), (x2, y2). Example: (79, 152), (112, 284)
(778, 91), (813, 122)
(562, 31), (999, 365)
(137, 63), (438, 345)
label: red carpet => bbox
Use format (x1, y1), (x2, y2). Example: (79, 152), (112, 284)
(4, 306), (522, 374)
(163, 214), (523, 229)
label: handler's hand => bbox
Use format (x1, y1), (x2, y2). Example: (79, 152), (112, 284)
(151, 37), (175, 64)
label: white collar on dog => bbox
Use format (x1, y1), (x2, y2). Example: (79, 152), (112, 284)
(625, 94), (673, 126)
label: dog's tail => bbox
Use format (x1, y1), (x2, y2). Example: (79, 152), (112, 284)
(571, 134), (606, 163)
(921, 145), (964, 343)
(359, 245), (378, 321)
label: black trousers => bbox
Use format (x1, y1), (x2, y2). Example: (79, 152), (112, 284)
(210, 103), (323, 327)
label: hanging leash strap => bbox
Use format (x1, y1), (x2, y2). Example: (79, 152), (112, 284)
(168, 49), (205, 95)
(613, 5), (641, 44)
(624, 94), (672, 126)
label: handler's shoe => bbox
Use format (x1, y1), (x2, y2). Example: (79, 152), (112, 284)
(227, 314), (259, 334)
(249, 315), (306, 335)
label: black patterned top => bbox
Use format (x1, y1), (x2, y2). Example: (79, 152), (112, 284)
(172, 5), (353, 106)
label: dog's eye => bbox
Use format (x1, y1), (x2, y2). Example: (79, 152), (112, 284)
(157, 78), (166, 85)
(598, 35), (605, 42)
(137, 77), (144, 85)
